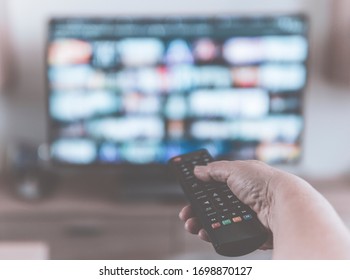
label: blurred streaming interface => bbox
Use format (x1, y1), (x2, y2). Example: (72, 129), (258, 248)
(47, 16), (308, 164)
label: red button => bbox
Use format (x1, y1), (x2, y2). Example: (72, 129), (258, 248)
(173, 157), (182, 163)
(232, 216), (242, 223)
(211, 222), (221, 229)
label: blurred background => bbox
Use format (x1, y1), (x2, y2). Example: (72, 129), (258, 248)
(0, 0), (350, 259)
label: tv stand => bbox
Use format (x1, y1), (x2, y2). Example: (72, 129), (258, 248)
(117, 176), (184, 202)
(0, 176), (197, 259)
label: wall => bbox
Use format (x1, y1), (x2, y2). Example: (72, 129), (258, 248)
(2, 0), (350, 179)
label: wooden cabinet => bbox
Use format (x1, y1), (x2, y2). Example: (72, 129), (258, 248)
(0, 216), (177, 259)
(0, 182), (191, 259)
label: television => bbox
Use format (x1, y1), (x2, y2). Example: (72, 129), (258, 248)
(46, 15), (309, 166)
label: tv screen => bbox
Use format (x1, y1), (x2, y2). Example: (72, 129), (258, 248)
(46, 15), (308, 165)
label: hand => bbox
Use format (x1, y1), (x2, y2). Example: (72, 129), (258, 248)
(179, 160), (278, 249)
(180, 160), (350, 259)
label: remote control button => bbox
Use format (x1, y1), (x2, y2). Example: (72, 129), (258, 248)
(196, 194), (208, 200)
(212, 192), (219, 197)
(209, 217), (218, 223)
(205, 207), (213, 212)
(222, 219), (232, 226)
(211, 222), (221, 229)
(173, 157), (182, 163)
(232, 216), (243, 223)
(194, 190), (204, 196)
(202, 200), (211, 206)
(217, 202), (225, 208)
(232, 205), (243, 211)
(207, 211), (217, 217)
(243, 214), (253, 221)
(190, 182), (200, 190)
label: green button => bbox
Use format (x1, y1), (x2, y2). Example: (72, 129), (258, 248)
(222, 219), (231, 225)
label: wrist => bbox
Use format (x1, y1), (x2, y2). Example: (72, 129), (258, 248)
(267, 169), (312, 231)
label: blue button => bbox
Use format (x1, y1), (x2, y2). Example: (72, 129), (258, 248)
(243, 214), (253, 221)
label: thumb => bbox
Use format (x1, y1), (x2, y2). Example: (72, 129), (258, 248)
(194, 161), (236, 183)
(194, 160), (275, 198)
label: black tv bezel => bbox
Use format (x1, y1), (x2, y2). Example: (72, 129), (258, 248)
(44, 13), (310, 169)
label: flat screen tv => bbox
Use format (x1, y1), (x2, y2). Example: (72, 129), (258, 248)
(46, 15), (309, 166)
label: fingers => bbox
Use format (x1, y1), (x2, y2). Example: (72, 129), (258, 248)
(184, 217), (202, 234)
(179, 205), (194, 221)
(184, 219), (210, 243)
(179, 205), (210, 243)
(198, 229), (210, 242)
(184, 218), (210, 243)
(179, 205), (200, 234)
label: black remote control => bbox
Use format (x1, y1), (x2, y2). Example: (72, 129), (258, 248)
(169, 149), (268, 257)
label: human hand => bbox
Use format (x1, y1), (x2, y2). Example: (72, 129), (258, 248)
(179, 160), (278, 249)
(180, 160), (350, 258)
